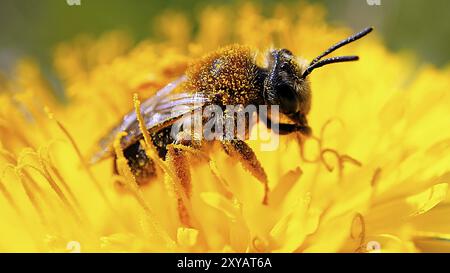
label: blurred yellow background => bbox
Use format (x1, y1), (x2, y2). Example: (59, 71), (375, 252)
(1, 0), (449, 68)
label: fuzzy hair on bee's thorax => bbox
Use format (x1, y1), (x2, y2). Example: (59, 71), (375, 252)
(185, 44), (266, 106)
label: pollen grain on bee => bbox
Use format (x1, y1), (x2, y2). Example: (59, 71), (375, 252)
(169, 104), (280, 151)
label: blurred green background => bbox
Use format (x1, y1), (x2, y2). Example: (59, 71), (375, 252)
(0, 0), (449, 73)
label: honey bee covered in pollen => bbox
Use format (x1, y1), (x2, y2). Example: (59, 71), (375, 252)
(92, 27), (373, 226)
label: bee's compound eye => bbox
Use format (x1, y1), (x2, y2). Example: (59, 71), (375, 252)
(277, 84), (299, 114)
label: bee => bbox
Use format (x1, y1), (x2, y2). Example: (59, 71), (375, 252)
(92, 27), (373, 208)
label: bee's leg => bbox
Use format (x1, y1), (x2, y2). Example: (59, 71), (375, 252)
(221, 139), (269, 205)
(164, 132), (203, 227)
(114, 141), (157, 185)
(260, 113), (312, 136)
(166, 146), (192, 195)
(167, 130), (204, 197)
(165, 144), (191, 226)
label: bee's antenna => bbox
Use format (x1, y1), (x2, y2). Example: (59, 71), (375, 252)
(309, 27), (373, 66)
(301, 55), (359, 79)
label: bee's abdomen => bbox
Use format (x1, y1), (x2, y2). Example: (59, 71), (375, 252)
(150, 127), (174, 159)
(116, 141), (157, 185)
(114, 127), (174, 185)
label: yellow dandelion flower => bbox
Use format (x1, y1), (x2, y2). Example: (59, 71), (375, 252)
(0, 2), (449, 253)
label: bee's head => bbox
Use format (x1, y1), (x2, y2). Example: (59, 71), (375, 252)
(263, 27), (373, 135)
(263, 48), (311, 132)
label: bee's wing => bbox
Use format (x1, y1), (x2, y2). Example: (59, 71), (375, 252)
(90, 76), (208, 164)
